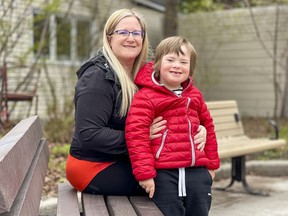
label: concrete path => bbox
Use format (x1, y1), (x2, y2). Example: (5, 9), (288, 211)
(210, 175), (288, 216)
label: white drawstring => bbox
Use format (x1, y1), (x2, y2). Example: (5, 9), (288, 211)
(178, 168), (186, 197)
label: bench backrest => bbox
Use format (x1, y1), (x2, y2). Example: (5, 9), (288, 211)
(0, 115), (49, 215)
(206, 100), (245, 138)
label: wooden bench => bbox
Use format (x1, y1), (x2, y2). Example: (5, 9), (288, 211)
(57, 182), (163, 216)
(206, 100), (287, 196)
(0, 115), (49, 216)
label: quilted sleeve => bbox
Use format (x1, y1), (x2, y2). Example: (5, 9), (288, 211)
(125, 91), (157, 181)
(198, 94), (220, 170)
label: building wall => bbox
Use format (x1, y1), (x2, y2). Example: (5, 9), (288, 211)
(0, 0), (143, 120)
(178, 5), (288, 117)
(3, 1), (286, 120)
(134, 6), (164, 49)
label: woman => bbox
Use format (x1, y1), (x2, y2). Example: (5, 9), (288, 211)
(66, 8), (206, 196)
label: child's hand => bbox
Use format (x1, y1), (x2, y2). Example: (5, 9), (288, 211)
(139, 178), (155, 198)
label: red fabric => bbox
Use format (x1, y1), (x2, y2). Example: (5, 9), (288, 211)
(125, 62), (220, 181)
(66, 154), (113, 191)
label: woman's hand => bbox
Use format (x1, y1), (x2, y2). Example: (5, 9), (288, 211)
(150, 117), (206, 151)
(194, 125), (207, 151)
(139, 178), (155, 198)
(150, 116), (167, 140)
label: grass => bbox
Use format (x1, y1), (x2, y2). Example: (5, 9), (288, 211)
(43, 143), (70, 197)
(241, 117), (288, 160)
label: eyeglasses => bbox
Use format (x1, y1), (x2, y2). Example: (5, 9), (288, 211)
(109, 30), (144, 38)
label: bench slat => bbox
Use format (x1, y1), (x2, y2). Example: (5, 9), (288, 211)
(82, 193), (109, 216)
(106, 196), (137, 216)
(215, 129), (244, 138)
(218, 137), (286, 158)
(0, 115), (43, 214)
(206, 100), (237, 109)
(209, 107), (239, 117)
(57, 183), (80, 216)
(212, 115), (239, 124)
(206, 101), (245, 138)
(130, 196), (163, 216)
(1, 138), (49, 216)
(214, 122), (243, 132)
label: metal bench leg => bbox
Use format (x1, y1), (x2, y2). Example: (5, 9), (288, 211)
(215, 176), (235, 191)
(215, 156), (269, 196)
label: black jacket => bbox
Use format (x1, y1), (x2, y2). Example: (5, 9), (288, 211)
(70, 50), (129, 162)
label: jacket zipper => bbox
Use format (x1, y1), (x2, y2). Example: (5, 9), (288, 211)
(155, 129), (168, 159)
(187, 98), (196, 166)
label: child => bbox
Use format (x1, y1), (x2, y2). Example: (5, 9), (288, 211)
(125, 36), (220, 216)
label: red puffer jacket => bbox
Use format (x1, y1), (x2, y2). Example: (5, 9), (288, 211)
(125, 62), (220, 181)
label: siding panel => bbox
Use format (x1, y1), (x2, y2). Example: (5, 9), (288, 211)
(179, 5), (288, 117)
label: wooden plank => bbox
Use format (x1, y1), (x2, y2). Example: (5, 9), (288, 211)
(206, 100), (237, 109)
(106, 196), (137, 216)
(212, 115), (238, 124)
(0, 115), (43, 213)
(209, 107), (239, 117)
(205, 100), (245, 138)
(57, 183), (80, 216)
(82, 193), (109, 216)
(214, 121), (243, 131)
(1, 138), (49, 216)
(215, 128), (244, 138)
(218, 137), (286, 158)
(130, 196), (163, 216)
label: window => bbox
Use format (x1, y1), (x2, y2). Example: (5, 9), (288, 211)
(77, 20), (91, 61)
(56, 16), (71, 60)
(33, 13), (50, 56)
(33, 11), (92, 62)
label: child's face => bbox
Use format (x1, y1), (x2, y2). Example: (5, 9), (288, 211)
(159, 45), (190, 90)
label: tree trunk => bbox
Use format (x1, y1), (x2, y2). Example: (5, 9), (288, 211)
(281, 52), (288, 119)
(164, 0), (178, 37)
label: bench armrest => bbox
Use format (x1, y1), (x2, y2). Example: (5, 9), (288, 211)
(268, 119), (279, 140)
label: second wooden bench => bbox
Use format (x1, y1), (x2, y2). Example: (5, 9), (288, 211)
(206, 100), (286, 195)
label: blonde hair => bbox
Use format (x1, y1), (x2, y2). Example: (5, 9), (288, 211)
(153, 36), (196, 79)
(102, 9), (149, 117)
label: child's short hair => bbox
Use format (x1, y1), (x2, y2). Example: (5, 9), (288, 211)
(153, 36), (196, 79)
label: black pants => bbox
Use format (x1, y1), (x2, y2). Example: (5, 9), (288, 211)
(83, 160), (146, 196)
(152, 167), (213, 216)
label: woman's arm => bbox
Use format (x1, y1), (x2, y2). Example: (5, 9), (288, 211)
(149, 116), (167, 140)
(150, 117), (207, 151)
(74, 66), (126, 155)
(194, 125), (207, 151)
